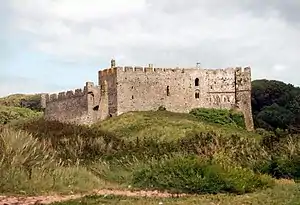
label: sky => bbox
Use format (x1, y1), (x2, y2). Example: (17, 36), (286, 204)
(1, 0), (300, 97)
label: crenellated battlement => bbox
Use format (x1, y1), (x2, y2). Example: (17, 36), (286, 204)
(99, 66), (250, 74)
(235, 66), (251, 73)
(43, 82), (98, 103)
(43, 59), (253, 131)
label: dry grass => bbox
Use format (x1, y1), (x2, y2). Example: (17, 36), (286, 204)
(0, 128), (120, 195)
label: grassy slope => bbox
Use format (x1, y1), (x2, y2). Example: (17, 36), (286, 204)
(96, 111), (260, 141)
(0, 94), (41, 107)
(2, 108), (299, 204)
(0, 105), (42, 124)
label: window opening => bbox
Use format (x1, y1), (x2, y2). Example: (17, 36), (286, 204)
(195, 78), (199, 86)
(167, 86), (170, 96)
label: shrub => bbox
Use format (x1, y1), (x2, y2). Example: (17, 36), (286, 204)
(0, 128), (107, 194)
(190, 108), (245, 128)
(12, 118), (122, 163)
(256, 135), (300, 179)
(0, 106), (42, 125)
(0, 94), (42, 111)
(0, 128), (56, 178)
(132, 156), (274, 194)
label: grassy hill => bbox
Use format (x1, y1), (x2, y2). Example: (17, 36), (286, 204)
(0, 105), (42, 124)
(96, 110), (259, 142)
(0, 101), (299, 204)
(0, 94), (42, 111)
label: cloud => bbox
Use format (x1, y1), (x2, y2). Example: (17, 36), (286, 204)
(6, 0), (300, 87)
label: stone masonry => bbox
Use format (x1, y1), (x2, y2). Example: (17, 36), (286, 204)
(41, 60), (254, 131)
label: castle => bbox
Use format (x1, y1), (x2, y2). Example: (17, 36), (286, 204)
(41, 60), (254, 131)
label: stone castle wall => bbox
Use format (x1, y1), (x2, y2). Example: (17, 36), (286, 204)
(42, 82), (100, 125)
(43, 62), (254, 131)
(98, 66), (253, 130)
(98, 68), (118, 119)
(235, 67), (254, 130)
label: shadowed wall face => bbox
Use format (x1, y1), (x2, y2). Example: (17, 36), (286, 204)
(43, 82), (101, 125)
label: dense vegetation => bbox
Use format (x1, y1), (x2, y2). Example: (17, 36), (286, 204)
(1, 78), (300, 204)
(252, 79), (300, 132)
(0, 105), (42, 125)
(1, 110), (299, 196)
(0, 94), (42, 111)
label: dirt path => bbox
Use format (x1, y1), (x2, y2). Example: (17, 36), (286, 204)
(0, 189), (187, 205)
(0, 179), (294, 204)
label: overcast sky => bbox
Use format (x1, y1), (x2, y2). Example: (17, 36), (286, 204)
(1, 0), (300, 96)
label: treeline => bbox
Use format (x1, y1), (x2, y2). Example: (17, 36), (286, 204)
(251, 79), (300, 133)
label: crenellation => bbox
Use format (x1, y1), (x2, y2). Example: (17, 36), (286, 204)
(50, 93), (58, 101)
(243, 67), (251, 73)
(124, 66), (134, 72)
(75, 88), (83, 95)
(144, 67), (152, 72)
(58, 92), (66, 100)
(134, 66), (143, 71)
(153, 67), (161, 72)
(43, 60), (254, 131)
(66, 90), (74, 97)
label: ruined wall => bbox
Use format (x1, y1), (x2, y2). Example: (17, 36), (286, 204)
(43, 82), (100, 125)
(206, 68), (237, 109)
(113, 66), (239, 116)
(86, 82), (101, 124)
(98, 67), (118, 120)
(42, 63), (253, 130)
(235, 67), (254, 131)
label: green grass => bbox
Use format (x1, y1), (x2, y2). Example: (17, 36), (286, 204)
(0, 128), (120, 195)
(190, 108), (246, 128)
(132, 155), (274, 194)
(0, 94), (41, 107)
(95, 111), (259, 142)
(51, 183), (300, 205)
(2, 109), (300, 200)
(0, 105), (42, 124)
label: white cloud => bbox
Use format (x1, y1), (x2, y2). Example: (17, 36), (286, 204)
(7, 0), (300, 85)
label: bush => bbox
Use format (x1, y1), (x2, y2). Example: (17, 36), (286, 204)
(0, 128), (56, 172)
(190, 108), (245, 128)
(0, 128), (56, 190)
(0, 106), (42, 125)
(0, 128), (107, 194)
(12, 118), (122, 163)
(256, 135), (300, 179)
(0, 94), (42, 111)
(132, 156), (274, 194)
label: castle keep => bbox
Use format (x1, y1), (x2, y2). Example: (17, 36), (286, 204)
(41, 60), (254, 130)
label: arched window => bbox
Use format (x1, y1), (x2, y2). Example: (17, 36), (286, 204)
(167, 86), (170, 96)
(195, 78), (199, 86)
(195, 91), (200, 99)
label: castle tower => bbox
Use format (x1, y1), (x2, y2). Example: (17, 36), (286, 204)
(235, 67), (254, 131)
